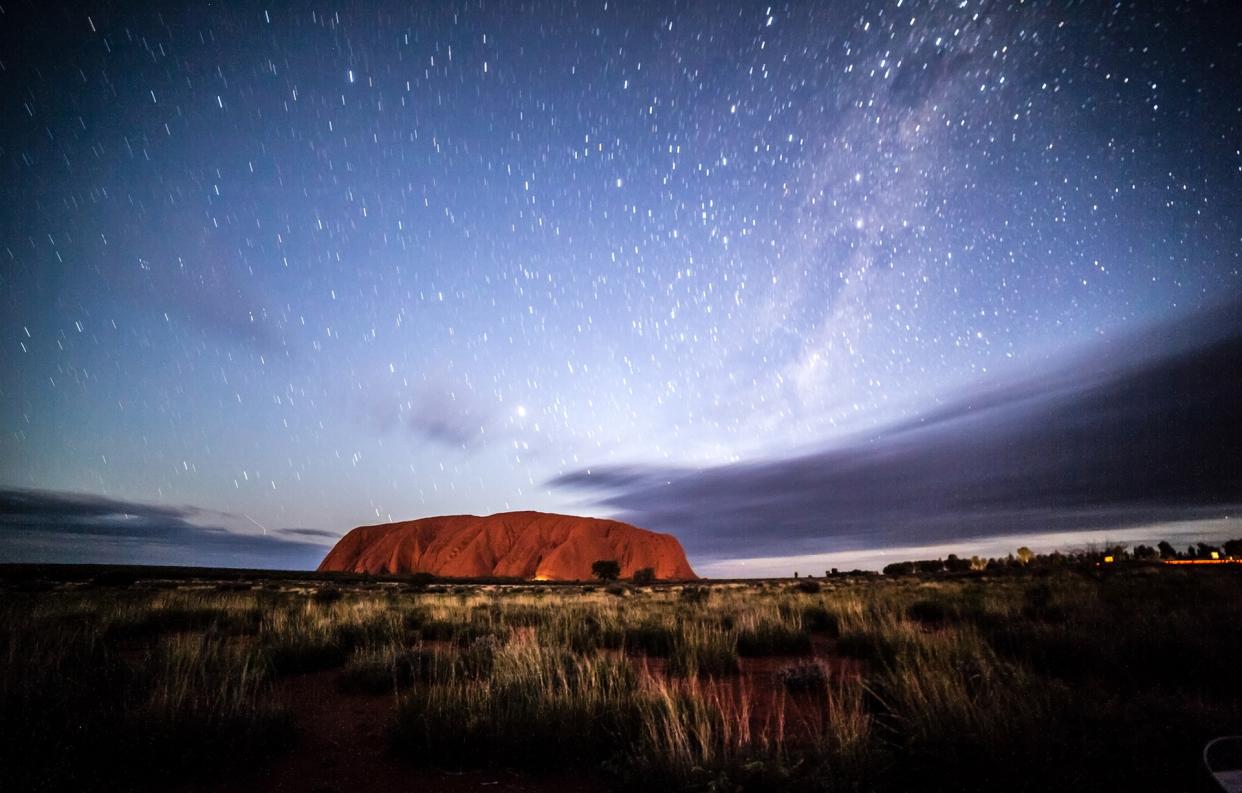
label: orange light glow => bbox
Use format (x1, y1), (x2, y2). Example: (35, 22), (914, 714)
(1163, 559), (1242, 565)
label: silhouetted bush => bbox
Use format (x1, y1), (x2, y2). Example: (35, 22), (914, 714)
(906, 599), (950, 626)
(668, 634), (740, 677)
(944, 554), (972, 573)
(631, 567), (656, 585)
(802, 605), (840, 636)
(339, 649), (436, 694)
(311, 586), (343, 604)
(591, 560), (621, 581)
(679, 585), (710, 604)
(92, 570), (138, 587)
(624, 621), (675, 657)
(1020, 583), (1067, 622)
(737, 623), (812, 657)
(417, 619), (456, 642)
(836, 631), (899, 664)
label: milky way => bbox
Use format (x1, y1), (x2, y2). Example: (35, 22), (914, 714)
(2, 2), (1239, 569)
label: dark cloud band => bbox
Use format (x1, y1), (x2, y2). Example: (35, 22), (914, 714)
(553, 301), (1242, 559)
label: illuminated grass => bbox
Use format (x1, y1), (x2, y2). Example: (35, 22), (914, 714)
(4, 568), (1242, 791)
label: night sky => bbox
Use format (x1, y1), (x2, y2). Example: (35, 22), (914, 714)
(2, 1), (1240, 574)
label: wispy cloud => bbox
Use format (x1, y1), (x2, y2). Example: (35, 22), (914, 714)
(364, 378), (496, 449)
(279, 527), (341, 540)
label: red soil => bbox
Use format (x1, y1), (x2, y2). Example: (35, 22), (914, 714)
(176, 634), (858, 792)
(637, 635), (864, 744)
(177, 670), (603, 793)
(318, 511), (698, 581)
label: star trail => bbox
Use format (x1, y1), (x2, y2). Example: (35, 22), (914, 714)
(2, 1), (1240, 571)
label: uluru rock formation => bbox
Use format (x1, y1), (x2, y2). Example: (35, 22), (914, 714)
(317, 510), (698, 580)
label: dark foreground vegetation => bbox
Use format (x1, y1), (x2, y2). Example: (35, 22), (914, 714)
(2, 564), (1241, 792)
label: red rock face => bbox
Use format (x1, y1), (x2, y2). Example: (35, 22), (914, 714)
(317, 511), (698, 580)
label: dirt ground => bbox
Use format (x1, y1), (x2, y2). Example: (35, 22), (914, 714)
(178, 636), (857, 793)
(178, 669), (604, 793)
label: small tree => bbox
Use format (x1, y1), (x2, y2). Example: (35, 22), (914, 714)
(591, 559), (621, 581)
(1016, 547), (1034, 565)
(1157, 540), (1177, 559)
(631, 567), (656, 585)
(945, 554), (971, 573)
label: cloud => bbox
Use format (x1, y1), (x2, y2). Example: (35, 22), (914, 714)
(279, 527), (341, 540)
(113, 228), (288, 355)
(553, 299), (1242, 561)
(0, 488), (326, 569)
(366, 379), (495, 449)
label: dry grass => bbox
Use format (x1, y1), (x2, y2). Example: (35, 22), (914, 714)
(2, 568), (1241, 791)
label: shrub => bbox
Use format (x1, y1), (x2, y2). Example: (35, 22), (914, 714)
(625, 621), (676, 657)
(453, 623), (508, 647)
(457, 636), (500, 680)
(736, 623), (812, 657)
(591, 560), (621, 581)
(667, 628), (740, 678)
(338, 645), (439, 694)
(906, 599), (951, 626)
(802, 605), (841, 636)
(417, 619), (457, 642)
(407, 572), (437, 587)
(1021, 584), (1067, 622)
(106, 605), (260, 641)
(560, 613), (624, 654)
(632, 567), (657, 585)
(679, 586), (711, 604)
(267, 635), (350, 675)
(836, 631), (899, 664)
(92, 570), (138, 587)
(392, 646), (641, 772)
(883, 562), (915, 576)
(311, 586), (343, 604)
(794, 579), (822, 594)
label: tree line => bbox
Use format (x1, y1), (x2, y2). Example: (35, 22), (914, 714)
(879, 537), (1242, 576)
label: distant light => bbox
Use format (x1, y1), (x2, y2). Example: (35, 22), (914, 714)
(1103, 555), (1114, 564)
(516, 405), (527, 418)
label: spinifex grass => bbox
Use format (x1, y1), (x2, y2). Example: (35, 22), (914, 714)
(1, 590), (290, 792)
(4, 567), (1242, 792)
